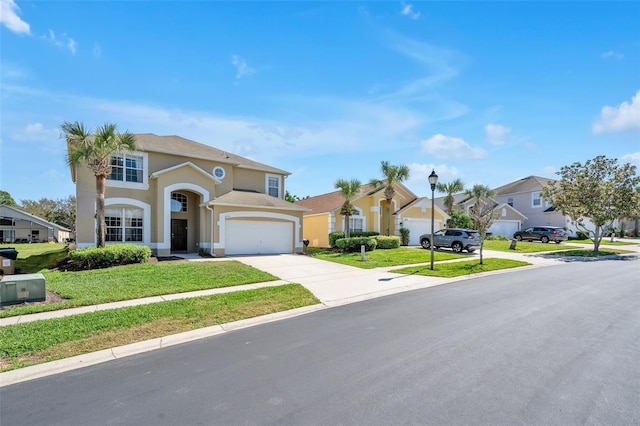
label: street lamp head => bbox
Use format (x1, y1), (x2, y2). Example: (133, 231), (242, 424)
(428, 169), (438, 191)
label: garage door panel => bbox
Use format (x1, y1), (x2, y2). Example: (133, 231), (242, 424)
(403, 219), (432, 246)
(225, 220), (293, 255)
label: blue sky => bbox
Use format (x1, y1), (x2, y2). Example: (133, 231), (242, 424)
(1, 1), (639, 203)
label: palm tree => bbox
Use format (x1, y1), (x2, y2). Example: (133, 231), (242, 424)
(436, 179), (465, 219)
(369, 161), (410, 236)
(62, 121), (137, 248)
(335, 178), (362, 239)
(465, 184), (496, 265)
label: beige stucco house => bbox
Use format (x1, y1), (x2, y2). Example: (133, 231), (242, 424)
(71, 134), (308, 256)
(296, 182), (448, 247)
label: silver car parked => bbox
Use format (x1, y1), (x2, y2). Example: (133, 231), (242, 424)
(420, 228), (481, 253)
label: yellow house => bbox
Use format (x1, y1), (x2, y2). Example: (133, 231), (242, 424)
(296, 182), (448, 247)
(70, 134), (308, 257)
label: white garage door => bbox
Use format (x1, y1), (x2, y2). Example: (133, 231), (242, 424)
(488, 221), (520, 238)
(225, 220), (293, 255)
(403, 219), (433, 246)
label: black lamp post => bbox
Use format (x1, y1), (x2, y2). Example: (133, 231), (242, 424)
(428, 169), (438, 270)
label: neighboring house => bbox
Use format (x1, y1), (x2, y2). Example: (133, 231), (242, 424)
(70, 134), (308, 256)
(440, 194), (528, 238)
(296, 182), (448, 247)
(0, 204), (71, 243)
(491, 175), (594, 237)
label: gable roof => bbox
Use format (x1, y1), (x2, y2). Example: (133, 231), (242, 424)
(134, 134), (289, 175)
(0, 204), (71, 231)
(149, 161), (221, 183)
(69, 133), (290, 182)
(492, 175), (556, 196)
(209, 191), (308, 212)
(296, 182), (418, 216)
(295, 183), (375, 215)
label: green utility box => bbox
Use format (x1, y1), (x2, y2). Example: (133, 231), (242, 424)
(0, 273), (46, 307)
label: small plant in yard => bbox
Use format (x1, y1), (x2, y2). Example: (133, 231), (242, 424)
(68, 244), (151, 270)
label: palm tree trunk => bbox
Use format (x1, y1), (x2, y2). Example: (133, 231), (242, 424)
(385, 198), (391, 236)
(345, 212), (351, 239)
(96, 175), (107, 248)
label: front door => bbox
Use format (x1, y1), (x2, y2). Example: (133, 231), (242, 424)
(171, 219), (188, 251)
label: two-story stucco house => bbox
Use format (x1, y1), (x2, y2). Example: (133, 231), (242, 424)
(491, 175), (593, 237)
(296, 182), (448, 247)
(71, 134), (308, 256)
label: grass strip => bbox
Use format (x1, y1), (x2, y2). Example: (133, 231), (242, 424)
(545, 249), (631, 257)
(0, 284), (319, 371)
(481, 240), (581, 253)
(391, 258), (531, 278)
(307, 247), (467, 269)
(0, 261), (279, 318)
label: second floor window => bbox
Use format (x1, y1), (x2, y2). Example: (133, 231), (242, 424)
(268, 176), (280, 198)
(507, 197), (513, 207)
(532, 192), (542, 208)
(108, 154), (144, 183)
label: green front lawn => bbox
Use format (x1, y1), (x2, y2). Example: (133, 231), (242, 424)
(482, 240), (580, 253)
(0, 243), (67, 258)
(391, 258), (531, 278)
(0, 260), (279, 318)
(0, 284), (319, 372)
(308, 247), (467, 269)
(568, 239), (638, 246)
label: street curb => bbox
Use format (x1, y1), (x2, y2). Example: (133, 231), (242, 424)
(0, 304), (326, 388)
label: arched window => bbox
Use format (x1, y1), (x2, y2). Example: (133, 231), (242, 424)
(171, 192), (188, 212)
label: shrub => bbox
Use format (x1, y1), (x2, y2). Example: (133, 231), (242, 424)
(575, 230), (590, 240)
(335, 237), (377, 252)
(486, 235), (509, 241)
(399, 228), (410, 246)
(373, 235), (401, 249)
(329, 231), (379, 247)
(69, 244), (152, 270)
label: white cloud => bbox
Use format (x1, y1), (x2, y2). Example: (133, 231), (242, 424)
(401, 3), (420, 20)
(601, 50), (624, 60)
(406, 162), (461, 193)
(0, 0), (30, 34)
(41, 29), (77, 54)
(620, 152), (640, 168)
(593, 91), (640, 134)
(485, 123), (511, 145)
(420, 134), (488, 160)
(13, 122), (59, 142)
(231, 55), (256, 80)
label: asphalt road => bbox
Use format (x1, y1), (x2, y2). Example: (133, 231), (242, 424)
(2, 258), (639, 425)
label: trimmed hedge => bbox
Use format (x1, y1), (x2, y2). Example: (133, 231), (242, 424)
(372, 235), (401, 249)
(69, 244), (152, 270)
(335, 237), (377, 252)
(329, 231), (379, 248)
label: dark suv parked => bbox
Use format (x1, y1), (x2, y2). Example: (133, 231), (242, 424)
(513, 226), (568, 244)
(420, 228), (481, 253)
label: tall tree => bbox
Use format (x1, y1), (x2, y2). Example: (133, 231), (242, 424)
(436, 179), (465, 218)
(369, 161), (410, 236)
(465, 184), (497, 265)
(62, 122), (137, 248)
(0, 190), (17, 206)
(335, 178), (362, 239)
(541, 156), (640, 253)
(20, 196), (76, 229)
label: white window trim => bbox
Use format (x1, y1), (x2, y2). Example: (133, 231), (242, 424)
(266, 174), (281, 198)
(212, 166), (226, 180)
(531, 191), (542, 208)
(106, 152), (149, 190)
(103, 198), (151, 245)
(342, 207), (366, 233)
